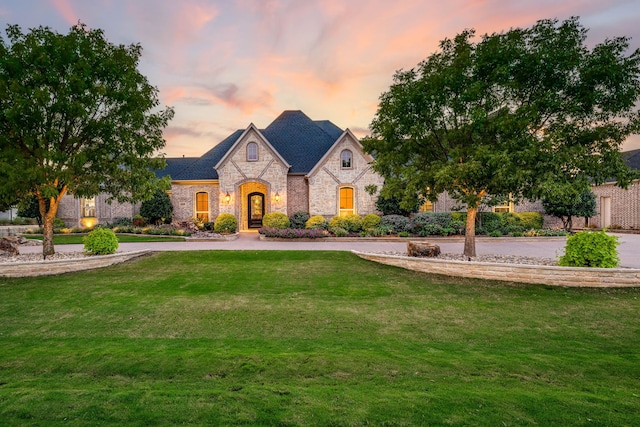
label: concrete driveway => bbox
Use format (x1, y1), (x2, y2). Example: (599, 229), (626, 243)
(18, 232), (640, 269)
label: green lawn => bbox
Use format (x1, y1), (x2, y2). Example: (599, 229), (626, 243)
(25, 234), (185, 244)
(1, 251), (639, 426)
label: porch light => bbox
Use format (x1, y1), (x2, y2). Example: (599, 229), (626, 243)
(224, 192), (231, 203)
(274, 192), (280, 202)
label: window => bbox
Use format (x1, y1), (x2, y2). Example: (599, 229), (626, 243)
(247, 142), (258, 161)
(81, 197), (96, 217)
(339, 187), (354, 216)
(419, 200), (433, 212)
(340, 150), (352, 169)
(195, 192), (209, 222)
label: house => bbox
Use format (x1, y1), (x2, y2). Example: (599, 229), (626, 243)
(57, 110), (384, 230)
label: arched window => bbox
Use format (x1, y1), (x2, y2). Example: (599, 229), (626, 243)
(247, 142), (258, 161)
(195, 192), (209, 222)
(81, 197), (96, 217)
(339, 187), (354, 216)
(340, 150), (352, 169)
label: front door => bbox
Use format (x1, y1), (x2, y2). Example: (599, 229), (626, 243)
(248, 192), (265, 228)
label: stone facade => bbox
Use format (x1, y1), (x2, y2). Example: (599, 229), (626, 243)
(57, 193), (139, 227)
(307, 131), (383, 217)
(591, 180), (640, 229)
(170, 182), (219, 223)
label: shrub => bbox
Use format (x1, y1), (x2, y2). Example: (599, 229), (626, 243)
(259, 227), (326, 239)
(132, 214), (145, 227)
(362, 214), (381, 231)
(488, 230), (503, 237)
(214, 213), (238, 233)
(380, 215), (412, 234)
(83, 228), (119, 255)
(559, 230), (619, 268)
(53, 217), (66, 230)
(306, 215), (328, 230)
(398, 231), (411, 237)
(109, 217), (133, 227)
(516, 212), (543, 230)
(330, 226), (348, 237)
(140, 189), (173, 225)
(289, 211), (310, 229)
(203, 221), (215, 231)
(418, 223), (443, 236)
(329, 214), (363, 233)
(262, 212), (290, 229)
(478, 212), (502, 234)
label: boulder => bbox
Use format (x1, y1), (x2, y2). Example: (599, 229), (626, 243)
(407, 241), (440, 257)
(0, 237), (20, 257)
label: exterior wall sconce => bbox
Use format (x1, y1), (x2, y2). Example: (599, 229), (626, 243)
(224, 192), (231, 204)
(274, 192), (280, 203)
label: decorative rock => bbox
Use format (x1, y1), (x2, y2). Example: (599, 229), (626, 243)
(407, 241), (441, 257)
(0, 237), (20, 256)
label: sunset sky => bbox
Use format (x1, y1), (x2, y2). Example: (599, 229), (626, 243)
(2, 0), (640, 156)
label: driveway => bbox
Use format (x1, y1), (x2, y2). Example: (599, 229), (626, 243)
(18, 232), (640, 269)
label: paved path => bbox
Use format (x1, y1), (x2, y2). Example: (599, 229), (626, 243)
(19, 232), (640, 268)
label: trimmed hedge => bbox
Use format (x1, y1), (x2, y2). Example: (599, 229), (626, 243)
(306, 215), (328, 230)
(83, 228), (119, 255)
(559, 230), (619, 268)
(214, 213), (238, 233)
(262, 212), (290, 229)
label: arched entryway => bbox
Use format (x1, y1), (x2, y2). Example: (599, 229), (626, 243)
(248, 192), (265, 228)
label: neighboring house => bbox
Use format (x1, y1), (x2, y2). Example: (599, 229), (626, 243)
(58, 110), (384, 230)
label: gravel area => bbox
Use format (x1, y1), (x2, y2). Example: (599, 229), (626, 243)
(374, 251), (559, 266)
(0, 252), (91, 263)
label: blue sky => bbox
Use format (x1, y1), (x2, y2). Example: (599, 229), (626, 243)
(2, 0), (639, 156)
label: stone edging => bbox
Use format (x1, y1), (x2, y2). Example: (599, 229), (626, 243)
(0, 250), (152, 278)
(186, 232), (239, 242)
(352, 250), (640, 288)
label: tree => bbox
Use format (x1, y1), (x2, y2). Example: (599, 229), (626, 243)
(17, 195), (44, 226)
(140, 189), (173, 225)
(542, 186), (596, 232)
(363, 18), (640, 257)
(375, 193), (420, 216)
(0, 23), (174, 257)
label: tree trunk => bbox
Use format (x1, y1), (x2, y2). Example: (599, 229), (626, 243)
(464, 206), (478, 258)
(38, 185), (66, 259)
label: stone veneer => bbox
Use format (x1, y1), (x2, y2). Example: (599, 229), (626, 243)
(170, 182), (219, 223)
(307, 133), (383, 217)
(57, 193), (139, 227)
(352, 251), (640, 287)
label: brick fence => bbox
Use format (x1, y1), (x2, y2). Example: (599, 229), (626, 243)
(0, 250), (152, 278)
(352, 251), (640, 287)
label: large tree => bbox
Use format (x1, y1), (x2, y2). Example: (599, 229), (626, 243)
(0, 23), (174, 257)
(542, 185), (597, 232)
(363, 18), (640, 257)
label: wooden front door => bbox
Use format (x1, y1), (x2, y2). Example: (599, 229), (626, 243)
(248, 192), (265, 228)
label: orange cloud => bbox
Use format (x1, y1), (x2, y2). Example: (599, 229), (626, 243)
(49, 0), (78, 25)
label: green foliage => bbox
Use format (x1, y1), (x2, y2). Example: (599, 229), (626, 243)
(375, 194), (419, 216)
(0, 23), (174, 256)
(82, 228), (119, 255)
(559, 231), (620, 268)
(262, 212), (290, 229)
(380, 215), (412, 234)
(306, 215), (328, 230)
(329, 226), (348, 237)
(516, 212), (544, 230)
(329, 214), (363, 233)
(543, 187), (597, 231)
(16, 195), (43, 226)
(363, 18), (640, 256)
(289, 211), (310, 229)
(53, 217), (66, 230)
(213, 213), (237, 233)
(362, 213), (381, 230)
(140, 189), (173, 225)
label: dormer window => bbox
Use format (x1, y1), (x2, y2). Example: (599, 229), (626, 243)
(247, 142), (258, 161)
(341, 149), (352, 169)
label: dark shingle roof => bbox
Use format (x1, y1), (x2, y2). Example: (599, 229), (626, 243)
(262, 110), (342, 174)
(157, 111), (343, 180)
(622, 149), (640, 170)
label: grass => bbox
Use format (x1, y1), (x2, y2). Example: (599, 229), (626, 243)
(1, 250), (639, 426)
(24, 234), (185, 244)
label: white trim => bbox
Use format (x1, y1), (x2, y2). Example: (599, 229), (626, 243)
(214, 123), (291, 171)
(307, 129), (374, 178)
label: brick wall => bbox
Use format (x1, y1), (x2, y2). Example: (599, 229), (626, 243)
(287, 175), (309, 214)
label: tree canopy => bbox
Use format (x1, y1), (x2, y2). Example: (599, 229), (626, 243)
(362, 17), (640, 256)
(542, 187), (597, 232)
(0, 23), (174, 256)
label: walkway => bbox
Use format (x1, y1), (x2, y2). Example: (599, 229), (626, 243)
(17, 232), (640, 269)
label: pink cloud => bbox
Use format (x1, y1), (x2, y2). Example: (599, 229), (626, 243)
(49, 0), (78, 25)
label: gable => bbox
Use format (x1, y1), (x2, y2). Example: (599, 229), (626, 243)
(214, 124), (290, 173)
(307, 129), (374, 178)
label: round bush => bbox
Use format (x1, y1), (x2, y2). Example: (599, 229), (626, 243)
(83, 228), (119, 255)
(214, 213), (238, 233)
(289, 211), (310, 229)
(516, 212), (544, 230)
(306, 215), (328, 230)
(329, 214), (363, 233)
(559, 230), (619, 268)
(362, 214), (381, 231)
(262, 212), (290, 229)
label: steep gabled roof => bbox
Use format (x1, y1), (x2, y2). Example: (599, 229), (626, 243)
(213, 123), (291, 171)
(157, 111), (345, 180)
(262, 110), (342, 174)
(622, 149), (640, 170)
(170, 130), (243, 180)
